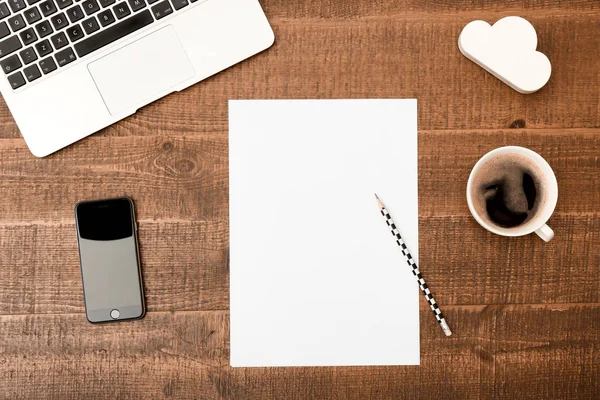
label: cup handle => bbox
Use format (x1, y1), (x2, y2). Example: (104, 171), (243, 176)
(535, 224), (554, 242)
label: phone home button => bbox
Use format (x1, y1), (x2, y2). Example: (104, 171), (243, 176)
(110, 309), (120, 319)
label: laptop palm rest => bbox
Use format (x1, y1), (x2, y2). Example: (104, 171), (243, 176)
(88, 26), (195, 116)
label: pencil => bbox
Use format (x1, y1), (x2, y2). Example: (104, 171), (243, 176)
(375, 193), (452, 337)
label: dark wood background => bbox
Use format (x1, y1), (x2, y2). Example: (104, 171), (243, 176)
(1, 0), (599, 398)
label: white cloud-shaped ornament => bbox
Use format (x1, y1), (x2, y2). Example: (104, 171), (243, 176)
(458, 16), (551, 94)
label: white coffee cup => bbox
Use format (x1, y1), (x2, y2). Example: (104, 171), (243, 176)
(466, 146), (558, 242)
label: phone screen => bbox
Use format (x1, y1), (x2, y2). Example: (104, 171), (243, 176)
(75, 198), (145, 322)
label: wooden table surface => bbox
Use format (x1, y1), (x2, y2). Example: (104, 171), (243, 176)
(1, 1), (599, 399)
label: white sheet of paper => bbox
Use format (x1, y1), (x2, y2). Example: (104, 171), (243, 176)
(229, 99), (420, 367)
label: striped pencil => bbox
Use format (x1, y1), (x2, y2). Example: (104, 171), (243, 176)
(375, 193), (452, 337)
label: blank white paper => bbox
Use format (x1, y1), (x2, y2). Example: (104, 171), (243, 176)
(229, 99), (420, 367)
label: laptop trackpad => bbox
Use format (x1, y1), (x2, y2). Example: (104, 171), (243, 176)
(88, 26), (194, 115)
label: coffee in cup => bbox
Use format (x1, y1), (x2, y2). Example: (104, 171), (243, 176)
(469, 153), (546, 229)
(467, 146), (558, 242)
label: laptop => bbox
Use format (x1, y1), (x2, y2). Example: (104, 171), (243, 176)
(0, 0), (274, 156)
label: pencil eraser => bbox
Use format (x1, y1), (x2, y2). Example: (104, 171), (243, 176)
(458, 16), (551, 94)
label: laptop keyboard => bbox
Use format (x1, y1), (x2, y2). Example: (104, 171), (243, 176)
(0, 0), (197, 90)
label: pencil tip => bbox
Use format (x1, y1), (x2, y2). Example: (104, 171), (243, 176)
(374, 193), (384, 209)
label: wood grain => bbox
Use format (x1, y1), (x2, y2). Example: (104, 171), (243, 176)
(0, 129), (597, 222)
(0, 6), (599, 140)
(0, 213), (597, 315)
(0, 221), (228, 314)
(0, 0), (598, 398)
(1, 305), (599, 399)
(262, 0), (600, 19)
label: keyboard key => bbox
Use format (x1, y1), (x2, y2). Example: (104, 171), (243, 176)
(8, 0), (25, 12)
(55, 0), (71, 8)
(169, 0), (185, 11)
(150, 0), (170, 19)
(81, 16), (98, 33)
(0, 34), (20, 58)
(23, 6), (41, 24)
(38, 55), (55, 73)
(127, 0), (143, 11)
(0, 53), (20, 72)
(96, 8), (112, 25)
(7, 14), (25, 31)
(26, 0), (41, 5)
(34, 19), (52, 37)
(0, 2), (10, 19)
(65, 3), (82, 21)
(98, 0), (113, 7)
(19, 27), (36, 44)
(74, 9), (150, 57)
(39, 0), (56, 16)
(54, 45), (74, 66)
(7, 70), (25, 88)
(111, 1), (128, 18)
(81, 0), (97, 14)
(0, 20), (8, 38)
(50, 30), (66, 48)
(147, 0), (158, 4)
(19, 46), (36, 63)
(66, 23), (83, 41)
(50, 12), (68, 29)
(23, 62), (40, 80)
(34, 38), (51, 55)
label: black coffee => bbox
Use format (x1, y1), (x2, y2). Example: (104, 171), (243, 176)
(482, 171), (536, 227)
(471, 154), (546, 229)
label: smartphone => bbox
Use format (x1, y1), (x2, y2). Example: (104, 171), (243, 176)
(75, 197), (145, 323)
